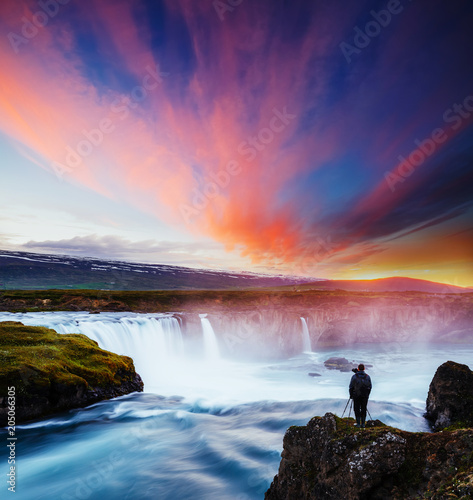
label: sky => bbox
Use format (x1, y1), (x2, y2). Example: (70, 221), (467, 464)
(0, 0), (472, 286)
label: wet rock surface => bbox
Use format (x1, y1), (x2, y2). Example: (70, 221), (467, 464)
(324, 357), (358, 372)
(425, 361), (473, 431)
(268, 362), (473, 499)
(265, 412), (473, 500)
(323, 357), (373, 372)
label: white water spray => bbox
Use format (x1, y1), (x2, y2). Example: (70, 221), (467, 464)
(199, 314), (220, 361)
(22, 314), (184, 388)
(3, 311), (473, 411)
(300, 317), (312, 352)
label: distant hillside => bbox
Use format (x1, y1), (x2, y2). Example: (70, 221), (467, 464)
(291, 276), (472, 294)
(0, 250), (312, 290)
(1, 251), (469, 293)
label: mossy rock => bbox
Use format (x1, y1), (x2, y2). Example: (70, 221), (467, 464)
(266, 413), (473, 500)
(425, 361), (473, 430)
(0, 321), (143, 424)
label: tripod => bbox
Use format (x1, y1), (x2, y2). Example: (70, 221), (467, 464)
(342, 398), (373, 423)
(341, 398), (352, 418)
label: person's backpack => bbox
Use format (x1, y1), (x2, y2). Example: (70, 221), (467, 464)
(353, 372), (371, 397)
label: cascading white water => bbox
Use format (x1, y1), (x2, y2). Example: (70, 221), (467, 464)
(199, 314), (220, 361)
(300, 317), (312, 352)
(54, 316), (183, 356)
(4, 311), (473, 500)
(5, 311), (473, 409)
(40, 314), (184, 388)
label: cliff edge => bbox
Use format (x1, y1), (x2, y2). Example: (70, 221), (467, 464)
(265, 413), (473, 499)
(0, 321), (143, 425)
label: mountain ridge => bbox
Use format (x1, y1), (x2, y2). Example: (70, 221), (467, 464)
(289, 276), (472, 294)
(0, 250), (312, 290)
(0, 250), (470, 292)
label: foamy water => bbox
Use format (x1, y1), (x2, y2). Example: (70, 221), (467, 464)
(1, 311), (472, 499)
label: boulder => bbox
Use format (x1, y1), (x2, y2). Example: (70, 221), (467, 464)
(324, 357), (357, 372)
(425, 360), (473, 430)
(323, 357), (372, 372)
(0, 322), (143, 425)
(265, 412), (473, 500)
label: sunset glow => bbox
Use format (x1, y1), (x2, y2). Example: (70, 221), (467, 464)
(1, 0), (472, 285)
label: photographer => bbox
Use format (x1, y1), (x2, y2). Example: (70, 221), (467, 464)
(349, 364), (372, 428)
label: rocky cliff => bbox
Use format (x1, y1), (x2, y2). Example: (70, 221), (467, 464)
(265, 413), (473, 500)
(1, 290), (472, 357)
(425, 361), (473, 431)
(180, 292), (473, 358)
(0, 321), (143, 425)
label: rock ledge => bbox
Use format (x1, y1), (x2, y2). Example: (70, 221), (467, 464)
(265, 412), (473, 500)
(0, 321), (143, 424)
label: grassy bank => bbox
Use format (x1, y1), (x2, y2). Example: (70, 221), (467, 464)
(0, 321), (137, 394)
(1, 288), (471, 314)
(0, 288), (473, 312)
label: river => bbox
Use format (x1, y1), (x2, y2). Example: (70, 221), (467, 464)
(1, 311), (472, 500)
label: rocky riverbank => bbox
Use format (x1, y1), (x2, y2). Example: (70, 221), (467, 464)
(265, 413), (473, 499)
(0, 321), (143, 425)
(266, 361), (473, 499)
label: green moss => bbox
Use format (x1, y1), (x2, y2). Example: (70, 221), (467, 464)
(288, 425), (306, 431)
(0, 321), (136, 395)
(333, 415), (358, 435)
(332, 415), (390, 440)
(434, 470), (473, 499)
(444, 421), (473, 431)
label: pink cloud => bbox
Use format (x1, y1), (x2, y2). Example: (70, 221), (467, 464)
(0, 0), (353, 269)
(5, 0), (467, 282)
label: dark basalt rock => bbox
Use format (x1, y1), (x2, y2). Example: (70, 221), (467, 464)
(265, 413), (473, 500)
(267, 362), (473, 499)
(425, 360), (473, 430)
(324, 357), (357, 372)
(0, 322), (144, 425)
(323, 357), (372, 372)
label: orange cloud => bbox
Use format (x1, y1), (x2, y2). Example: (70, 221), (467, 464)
(1, 0), (471, 286)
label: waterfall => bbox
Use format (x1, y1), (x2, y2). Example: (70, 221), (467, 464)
(199, 314), (220, 361)
(54, 316), (183, 359)
(300, 317), (312, 352)
(50, 314), (184, 388)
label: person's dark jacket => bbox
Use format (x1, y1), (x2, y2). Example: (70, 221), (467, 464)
(349, 370), (372, 399)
